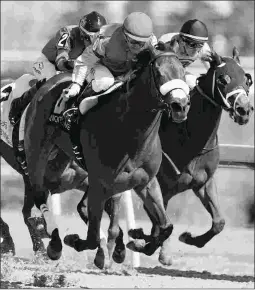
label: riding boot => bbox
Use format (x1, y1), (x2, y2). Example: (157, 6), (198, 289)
(8, 78), (46, 126)
(63, 84), (94, 132)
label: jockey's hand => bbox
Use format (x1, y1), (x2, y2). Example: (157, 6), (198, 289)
(200, 44), (213, 62)
(57, 57), (74, 72)
(64, 83), (81, 99)
(185, 73), (197, 90)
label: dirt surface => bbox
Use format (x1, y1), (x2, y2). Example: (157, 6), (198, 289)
(1, 211), (254, 288)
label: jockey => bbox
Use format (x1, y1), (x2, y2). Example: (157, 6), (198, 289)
(8, 11), (107, 126)
(158, 19), (212, 89)
(62, 12), (157, 129)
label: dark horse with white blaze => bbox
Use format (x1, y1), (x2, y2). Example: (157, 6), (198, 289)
(126, 47), (254, 264)
(23, 48), (190, 268)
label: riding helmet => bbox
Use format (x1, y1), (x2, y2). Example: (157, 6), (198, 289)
(180, 19), (208, 43)
(123, 12), (153, 41)
(79, 11), (107, 34)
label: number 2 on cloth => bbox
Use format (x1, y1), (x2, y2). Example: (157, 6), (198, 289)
(58, 33), (69, 47)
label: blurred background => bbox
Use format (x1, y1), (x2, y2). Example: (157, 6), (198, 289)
(1, 1), (254, 228)
(1, 1), (254, 55)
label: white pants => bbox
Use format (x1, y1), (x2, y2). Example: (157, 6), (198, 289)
(86, 64), (115, 93)
(32, 53), (56, 81)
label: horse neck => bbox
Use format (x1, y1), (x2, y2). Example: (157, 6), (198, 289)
(123, 65), (163, 145)
(191, 87), (223, 143)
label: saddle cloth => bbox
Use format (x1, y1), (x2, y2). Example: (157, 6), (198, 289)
(0, 74), (36, 147)
(50, 80), (124, 122)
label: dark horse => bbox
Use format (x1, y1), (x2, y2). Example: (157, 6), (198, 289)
(23, 48), (191, 268)
(0, 139), (89, 255)
(1, 78), (89, 255)
(0, 79), (119, 259)
(127, 47), (254, 265)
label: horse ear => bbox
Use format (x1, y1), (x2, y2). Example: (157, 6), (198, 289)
(210, 48), (222, 66)
(156, 41), (166, 51)
(233, 46), (240, 64)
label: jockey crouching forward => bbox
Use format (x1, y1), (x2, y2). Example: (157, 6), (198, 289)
(8, 11), (107, 126)
(62, 12), (157, 131)
(158, 19), (212, 90)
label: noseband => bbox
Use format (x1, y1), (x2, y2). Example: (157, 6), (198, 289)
(149, 52), (180, 113)
(196, 70), (249, 117)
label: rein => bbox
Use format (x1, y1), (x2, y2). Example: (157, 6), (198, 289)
(149, 52), (179, 114)
(200, 134), (219, 155)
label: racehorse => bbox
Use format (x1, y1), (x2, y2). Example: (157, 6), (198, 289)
(1, 78), (88, 255)
(127, 47), (254, 264)
(0, 139), (88, 255)
(23, 47), (191, 269)
(1, 77), (127, 265)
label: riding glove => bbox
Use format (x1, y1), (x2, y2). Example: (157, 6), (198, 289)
(65, 83), (81, 99)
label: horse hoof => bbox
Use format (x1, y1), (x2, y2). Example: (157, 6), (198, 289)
(94, 247), (106, 270)
(158, 252), (173, 266)
(112, 245), (126, 264)
(179, 232), (191, 244)
(47, 245), (62, 260)
(126, 240), (146, 252)
(128, 228), (145, 239)
(64, 234), (80, 248)
(47, 229), (62, 260)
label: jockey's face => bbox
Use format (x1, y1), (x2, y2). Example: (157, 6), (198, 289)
(180, 35), (204, 58)
(124, 34), (147, 54)
(80, 29), (96, 44)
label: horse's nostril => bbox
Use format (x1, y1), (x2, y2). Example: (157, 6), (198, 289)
(171, 102), (183, 112)
(236, 107), (246, 116)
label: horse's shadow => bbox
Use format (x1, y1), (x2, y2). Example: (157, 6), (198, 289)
(136, 266), (254, 283)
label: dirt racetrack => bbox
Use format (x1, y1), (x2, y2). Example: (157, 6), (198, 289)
(1, 211), (254, 288)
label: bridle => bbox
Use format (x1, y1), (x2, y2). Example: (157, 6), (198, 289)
(148, 52), (188, 113)
(196, 69), (250, 118)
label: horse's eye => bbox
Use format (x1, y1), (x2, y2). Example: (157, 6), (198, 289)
(217, 74), (230, 86)
(245, 73), (253, 87)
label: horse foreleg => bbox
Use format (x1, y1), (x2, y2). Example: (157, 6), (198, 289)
(0, 217), (15, 255)
(77, 187), (107, 245)
(128, 177), (173, 256)
(26, 129), (62, 260)
(179, 177), (225, 248)
(22, 176), (46, 253)
(104, 194), (126, 265)
(64, 182), (108, 269)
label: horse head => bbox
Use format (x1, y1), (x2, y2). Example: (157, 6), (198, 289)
(135, 47), (190, 123)
(197, 47), (254, 125)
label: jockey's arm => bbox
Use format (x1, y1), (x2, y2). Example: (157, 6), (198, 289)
(55, 27), (74, 72)
(66, 37), (108, 97)
(72, 45), (100, 86)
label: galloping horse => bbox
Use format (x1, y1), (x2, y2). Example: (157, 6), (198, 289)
(127, 48), (254, 264)
(0, 140), (88, 255)
(1, 78), (89, 255)
(23, 48), (191, 268)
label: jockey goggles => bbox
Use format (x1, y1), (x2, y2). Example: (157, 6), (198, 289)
(180, 35), (204, 49)
(80, 26), (96, 40)
(124, 32), (147, 48)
